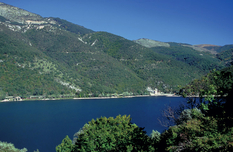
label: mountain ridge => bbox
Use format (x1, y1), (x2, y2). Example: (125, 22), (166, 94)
(133, 38), (233, 55)
(0, 2), (230, 99)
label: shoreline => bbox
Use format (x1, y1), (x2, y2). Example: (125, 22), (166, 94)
(1, 94), (180, 102)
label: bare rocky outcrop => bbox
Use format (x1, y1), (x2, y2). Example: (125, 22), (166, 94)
(183, 44), (218, 55)
(0, 2), (60, 33)
(133, 38), (170, 48)
(0, 2), (43, 24)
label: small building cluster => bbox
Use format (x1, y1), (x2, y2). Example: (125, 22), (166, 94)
(146, 87), (161, 96)
(2, 96), (22, 102)
(150, 88), (161, 96)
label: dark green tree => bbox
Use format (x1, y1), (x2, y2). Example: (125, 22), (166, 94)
(157, 66), (233, 151)
(56, 135), (73, 152)
(180, 67), (233, 118)
(0, 88), (6, 100)
(158, 109), (233, 151)
(72, 115), (153, 152)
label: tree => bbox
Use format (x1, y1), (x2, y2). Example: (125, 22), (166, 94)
(152, 66), (233, 151)
(180, 67), (233, 117)
(56, 135), (73, 152)
(158, 109), (233, 152)
(156, 66), (233, 151)
(0, 88), (6, 100)
(72, 115), (153, 152)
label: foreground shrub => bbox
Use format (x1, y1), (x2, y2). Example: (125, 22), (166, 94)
(74, 115), (153, 151)
(58, 115), (153, 152)
(0, 141), (27, 152)
(158, 109), (233, 151)
(56, 135), (73, 152)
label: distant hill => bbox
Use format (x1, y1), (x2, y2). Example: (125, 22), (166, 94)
(205, 45), (233, 53)
(0, 2), (229, 99)
(149, 45), (222, 72)
(194, 44), (220, 49)
(134, 39), (220, 55)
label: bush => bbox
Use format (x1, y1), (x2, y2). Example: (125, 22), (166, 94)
(0, 141), (27, 152)
(176, 108), (202, 125)
(56, 135), (73, 152)
(71, 115), (153, 151)
(158, 109), (233, 151)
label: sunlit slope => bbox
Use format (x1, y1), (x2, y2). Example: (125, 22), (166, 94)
(81, 32), (219, 92)
(0, 25), (75, 97)
(23, 26), (147, 94)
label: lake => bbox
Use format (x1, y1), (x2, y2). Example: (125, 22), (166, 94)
(0, 96), (186, 152)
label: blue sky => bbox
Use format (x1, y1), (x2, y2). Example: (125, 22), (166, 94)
(1, 0), (233, 45)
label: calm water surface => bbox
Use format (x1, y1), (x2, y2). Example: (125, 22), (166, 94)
(0, 96), (185, 152)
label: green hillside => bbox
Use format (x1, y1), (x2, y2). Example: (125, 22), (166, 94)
(217, 48), (233, 66)
(23, 27), (147, 94)
(0, 2), (230, 99)
(150, 45), (223, 72)
(0, 25), (73, 98)
(81, 32), (223, 92)
(50, 17), (94, 35)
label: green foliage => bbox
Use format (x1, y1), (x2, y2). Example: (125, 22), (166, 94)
(0, 141), (27, 152)
(56, 135), (73, 152)
(176, 108), (202, 125)
(150, 130), (161, 151)
(82, 32), (223, 92)
(24, 28), (148, 94)
(51, 17), (94, 35)
(0, 28), (74, 97)
(151, 45), (223, 72)
(0, 88), (6, 100)
(158, 109), (233, 151)
(180, 66), (233, 114)
(72, 115), (153, 152)
(153, 66), (233, 151)
(156, 66), (233, 151)
(150, 130), (161, 142)
(217, 48), (233, 66)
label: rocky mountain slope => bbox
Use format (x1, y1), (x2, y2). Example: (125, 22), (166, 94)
(133, 38), (170, 48)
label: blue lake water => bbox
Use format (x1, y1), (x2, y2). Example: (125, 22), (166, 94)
(0, 96), (186, 152)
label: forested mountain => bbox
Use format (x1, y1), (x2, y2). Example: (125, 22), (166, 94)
(216, 48), (233, 66)
(80, 32), (224, 92)
(0, 2), (230, 99)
